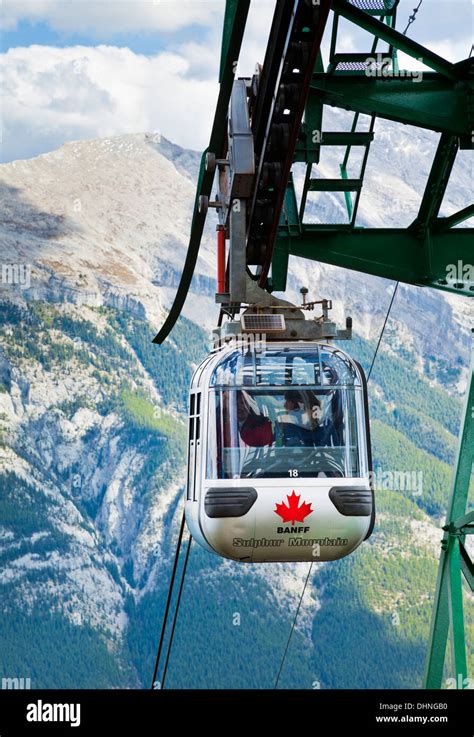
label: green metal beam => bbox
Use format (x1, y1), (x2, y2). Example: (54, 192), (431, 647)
(435, 205), (474, 232)
(308, 178), (362, 192)
(310, 74), (471, 137)
(423, 345), (474, 688)
(273, 175), (300, 292)
(280, 174), (301, 238)
(153, 0), (251, 344)
(447, 536), (468, 685)
(298, 79), (324, 165)
(276, 227), (474, 294)
(460, 538), (474, 592)
(423, 555), (450, 689)
(409, 134), (459, 238)
(219, 0), (242, 83)
(332, 0), (459, 80)
(340, 165), (354, 221)
(271, 239), (290, 293)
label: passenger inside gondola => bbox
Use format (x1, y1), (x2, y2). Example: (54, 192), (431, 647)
(236, 390), (273, 447)
(276, 390), (334, 448)
(208, 345), (363, 480)
(231, 389), (339, 450)
(213, 386), (354, 478)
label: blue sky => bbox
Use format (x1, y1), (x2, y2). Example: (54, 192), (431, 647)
(1, 18), (206, 55)
(1, 0), (472, 163)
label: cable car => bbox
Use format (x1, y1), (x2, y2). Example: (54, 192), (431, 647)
(185, 341), (374, 562)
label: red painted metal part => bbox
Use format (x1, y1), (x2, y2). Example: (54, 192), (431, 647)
(217, 226), (226, 294)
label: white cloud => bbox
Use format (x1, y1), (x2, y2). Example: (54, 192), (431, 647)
(1, 44), (222, 161)
(0, 1), (277, 163)
(2, 0), (224, 35)
(1, 1), (468, 164)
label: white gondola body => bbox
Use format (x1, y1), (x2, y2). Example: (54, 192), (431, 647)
(185, 342), (373, 563)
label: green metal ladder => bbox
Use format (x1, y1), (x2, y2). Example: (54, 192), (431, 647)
(296, 0), (399, 228)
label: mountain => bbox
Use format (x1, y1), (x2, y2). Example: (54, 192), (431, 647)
(0, 127), (472, 689)
(1, 126), (472, 389)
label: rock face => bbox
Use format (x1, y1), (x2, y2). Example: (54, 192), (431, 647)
(0, 130), (472, 689)
(0, 133), (217, 332)
(1, 128), (471, 390)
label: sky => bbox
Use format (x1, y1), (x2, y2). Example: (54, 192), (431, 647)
(0, 0), (472, 163)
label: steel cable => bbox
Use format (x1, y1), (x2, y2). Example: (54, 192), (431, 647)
(274, 280), (399, 688)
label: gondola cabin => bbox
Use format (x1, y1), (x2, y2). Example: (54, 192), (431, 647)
(185, 342), (374, 562)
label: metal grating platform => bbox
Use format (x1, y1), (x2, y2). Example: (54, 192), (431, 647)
(348, 0), (398, 14)
(335, 60), (380, 70)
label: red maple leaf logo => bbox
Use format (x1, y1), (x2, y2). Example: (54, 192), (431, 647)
(274, 491), (313, 525)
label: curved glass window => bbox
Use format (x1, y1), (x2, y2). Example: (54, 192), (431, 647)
(210, 345), (360, 388)
(207, 387), (362, 479)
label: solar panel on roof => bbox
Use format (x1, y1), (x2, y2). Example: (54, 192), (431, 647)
(241, 314), (286, 332)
